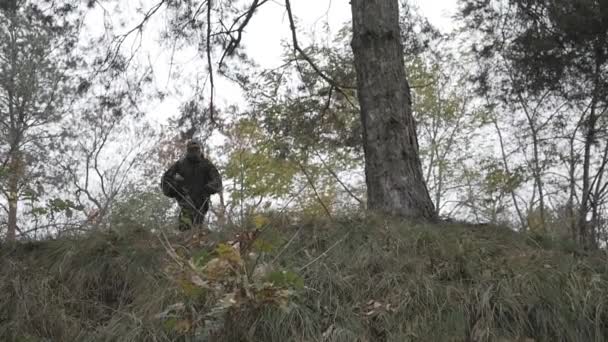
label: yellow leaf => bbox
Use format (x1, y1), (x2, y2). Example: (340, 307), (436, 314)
(215, 243), (243, 265)
(177, 277), (205, 299)
(253, 214), (270, 229)
(203, 258), (233, 280)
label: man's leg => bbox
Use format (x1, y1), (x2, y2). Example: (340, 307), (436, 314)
(192, 206), (207, 228)
(192, 199), (210, 229)
(178, 206), (194, 231)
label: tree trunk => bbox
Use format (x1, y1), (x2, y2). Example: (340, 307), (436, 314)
(7, 194), (17, 241)
(579, 104), (596, 248)
(350, 0), (435, 219)
(567, 130), (578, 241)
(6, 156), (19, 241)
(5, 4), (19, 241)
(578, 51), (603, 249)
(530, 128), (546, 230)
(493, 117), (526, 231)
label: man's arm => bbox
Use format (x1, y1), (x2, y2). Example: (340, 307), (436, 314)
(161, 162), (180, 198)
(203, 161), (222, 195)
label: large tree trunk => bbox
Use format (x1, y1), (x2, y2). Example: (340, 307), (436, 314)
(6, 155), (20, 241)
(7, 193), (17, 241)
(350, 0), (435, 219)
(5, 3), (19, 241)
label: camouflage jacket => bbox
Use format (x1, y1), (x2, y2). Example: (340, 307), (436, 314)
(161, 155), (222, 209)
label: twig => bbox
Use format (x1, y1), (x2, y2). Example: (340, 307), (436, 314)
(101, 0), (166, 73)
(298, 232), (349, 272)
(284, 0), (358, 111)
(312, 149), (364, 205)
(164, 180), (210, 219)
(218, 0), (270, 67)
(271, 224), (304, 265)
(297, 162), (333, 218)
(206, 0), (216, 124)
(158, 228), (184, 267)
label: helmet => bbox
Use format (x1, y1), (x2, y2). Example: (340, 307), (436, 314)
(185, 139), (203, 162)
(186, 139), (202, 149)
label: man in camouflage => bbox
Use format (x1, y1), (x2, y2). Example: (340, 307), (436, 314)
(161, 140), (222, 230)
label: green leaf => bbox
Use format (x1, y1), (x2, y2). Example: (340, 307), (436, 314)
(215, 243), (242, 264)
(31, 207), (48, 216)
(177, 278), (206, 299)
(192, 250), (212, 268)
(266, 270), (304, 290)
(253, 239), (275, 253)
(163, 318), (178, 331)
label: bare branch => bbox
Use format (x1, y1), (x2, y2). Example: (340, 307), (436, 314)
(312, 149), (363, 205)
(218, 0), (271, 67)
(284, 0), (358, 109)
(206, 0), (216, 124)
(101, 0), (166, 72)
(297, 161), (332, 218)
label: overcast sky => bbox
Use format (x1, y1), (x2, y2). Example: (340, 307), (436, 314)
(244, 0), (458, 69)
(251, 1), (456, 91)
(87, 0), (459, 126)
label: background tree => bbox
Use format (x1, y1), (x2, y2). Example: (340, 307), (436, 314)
(90, 0), (438, 221)
(0, 1), (78, 240)
(408, 57), (478, 218)
(460, 0), (608, 248)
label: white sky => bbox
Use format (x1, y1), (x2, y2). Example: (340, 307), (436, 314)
(132, 0), (459, 125)
(244, 0), (458, 69)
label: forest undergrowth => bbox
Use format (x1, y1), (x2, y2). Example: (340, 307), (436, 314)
(1, 214), (608, 342)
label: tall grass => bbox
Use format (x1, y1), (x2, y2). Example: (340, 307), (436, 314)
(1, 215), (607, 341)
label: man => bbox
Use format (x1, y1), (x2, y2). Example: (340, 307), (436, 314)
(161, 140), (222, 230)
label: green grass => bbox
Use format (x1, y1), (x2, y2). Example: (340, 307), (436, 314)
(2, 215), (608, 341)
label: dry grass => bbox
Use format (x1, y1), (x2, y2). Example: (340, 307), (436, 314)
(1, 215), (608, 341)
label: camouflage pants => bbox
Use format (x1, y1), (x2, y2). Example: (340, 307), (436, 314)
(178, 204), (209, 231)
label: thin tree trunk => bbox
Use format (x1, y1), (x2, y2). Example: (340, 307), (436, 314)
(589, 138), (608, 249)
(492, 117), (526, 231)
(567, 124), (579, 242)
(350, 0), (435, 219)
(578, 52), (602, 249)
(515, 91), (546, 230)
(579, 104), (596, 248)
(530, 129), (546, 229)
(435, 164), (443, 217)
(591, 198), (599, 249)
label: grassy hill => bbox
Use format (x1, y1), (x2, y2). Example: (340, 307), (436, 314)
(1, 216), (607, 341)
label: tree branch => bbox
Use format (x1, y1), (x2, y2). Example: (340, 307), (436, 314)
(284, 0), (358, 109)
(218, 0), (271, 67)
(206, 0), (216, 124)
(312, 149), (363, 205)
(297, 161), (332, 218)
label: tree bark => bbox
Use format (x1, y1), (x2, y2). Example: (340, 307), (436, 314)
(578, 51), (603, 249)
(7, 191), (17, 241)
(579, 103), (595, 248)
(5, 5), (19, 241)
(567, 123), (579, 242)
(350, 0), (435, 219)
(6, 155), (20, 241)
